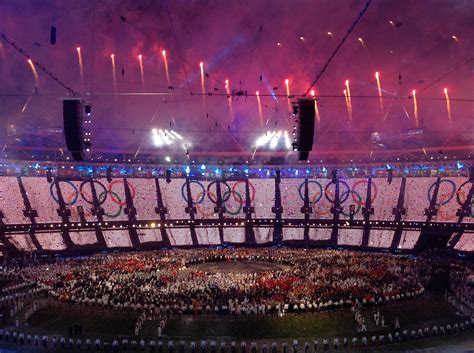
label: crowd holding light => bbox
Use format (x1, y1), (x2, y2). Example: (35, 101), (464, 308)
(15, 249), (426, 318)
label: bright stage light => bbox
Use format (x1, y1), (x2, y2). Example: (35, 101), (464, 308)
(200, 164), (206, 170)
(151, 128), (188, 147)
(165, 156), (171, 162)
(255, 130), (291, 150)
(269, 131), (282, 149)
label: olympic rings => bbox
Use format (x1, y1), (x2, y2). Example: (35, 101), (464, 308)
(456, 181), (472, 206)
(231, 181), (256, 205)
(223, 190), (243, 215)
(98, 190), (123, 218)
(49, 180), (79, 205)
(298, 181), (323, 205)
(80, 180), (108, 205)
(340, 190), (362, 217)
(427, 179), (456, 206)
(324, 180), (351, 204)
(351, 180), (378, 206)
(108, 180), (135, 206)
(182, 180), (205, 204)
(206, 181), (232, 204)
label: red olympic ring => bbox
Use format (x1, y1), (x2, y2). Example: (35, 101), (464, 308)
(351, 180), (377, 207)
(231, 181), (256, 205)
(108, 180), (135, 206)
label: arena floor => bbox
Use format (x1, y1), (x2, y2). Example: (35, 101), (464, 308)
(187, 261), (291, 273)
(2, 293), (472, 352)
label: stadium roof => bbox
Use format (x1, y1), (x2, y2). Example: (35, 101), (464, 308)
(0, 0), (473, 164)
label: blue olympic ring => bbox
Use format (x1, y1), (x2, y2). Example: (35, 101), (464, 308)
(324, 180), (351, 204)
(298, 180), (323, 204)
(427, 179), (456, 206)
(49, 180), (79, 205)
(182, 180), (205, 204)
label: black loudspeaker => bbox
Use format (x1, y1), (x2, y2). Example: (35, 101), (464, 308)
(106, 167), (112, 182)
(295, 98), (315, 161)
(46, 169), (53, 183)
(50, 26), (57, 45)
(470, 166), (474, 182)
(166, 169), (171, 184)
(298, 151), (309, 160)
(331, 170), (337, 183)
(63, 99), (84, 161)
(388, 169), (393, 184)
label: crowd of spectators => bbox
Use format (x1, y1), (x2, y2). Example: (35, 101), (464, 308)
(16, 249), (425, 316)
